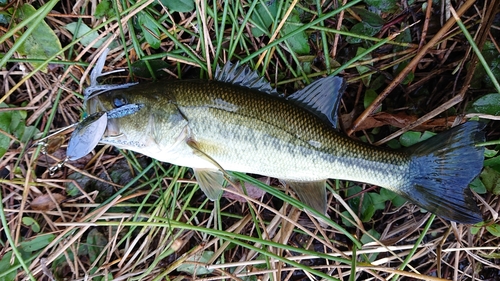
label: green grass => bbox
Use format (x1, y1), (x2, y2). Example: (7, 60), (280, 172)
(1, 0), (500, 280)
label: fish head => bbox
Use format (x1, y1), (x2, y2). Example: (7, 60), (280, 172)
(84, 85), (189, 156)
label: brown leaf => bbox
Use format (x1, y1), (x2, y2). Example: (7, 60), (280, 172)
(223, 177), (269, 202)
(31, 193), (66, 211)
(354, 112), (456, 132)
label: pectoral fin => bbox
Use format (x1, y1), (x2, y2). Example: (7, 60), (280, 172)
(193, 168), (225, 200)
(186, 138), (226, 172)
(186, 138), (227, 200)
(286, 180), (328, 216)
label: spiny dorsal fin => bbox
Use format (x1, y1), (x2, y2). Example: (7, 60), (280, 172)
(215, 62), (277, 94)
(287, 76), (346, 129)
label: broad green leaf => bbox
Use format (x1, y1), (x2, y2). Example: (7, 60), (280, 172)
(399, 131), (421, 147)
(471, 41), (500, 89)
(0, 252), (18, 281)
(470, 177), (487, 194)
(137, 12), (161, 49)
(20, 125), (39, 143)
(357, 47), (373, 86)
(470, 221), (485, 235)
(361, 203), (376, 222)
(480, 167), (500, 195)
(282, 12), (310, 55)
(177, 251), (216, 275)
(361, 229), (381, 244)
(350, 7), (384, 27)
(394, 61), (414, 85)
(420, 130), (436, 141)
(486, 224), (500, 237)
(484, 148), (498, 158)
(87, 229), (108, 265)
(347, 22), (381, 44)
(65, 22), (109, 48)
(368, 192), (386, 210)
(386, 138), (401, 149)
(0, 11), (11, 25)
(399, 130), (435, 147)
(95, 0), (114, 19)
(19, 234), (55, 253)
(469, 93), (500, 115)
(250, 0), (278, 37)
(131, 59), (170, 78)
(15, 3), (63, 72)
(0, 103), (12, 158)
(484, 156), (500, 167)
(22, 216), (40, 233)
(365, 0), (399, 13)
(340, 211), (356, 227)
(159, 0), (195, 12)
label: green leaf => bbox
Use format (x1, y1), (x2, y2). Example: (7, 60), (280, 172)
(484, 148), (498, 158)
(394, 61), (414, 85)
(22, 216), (40, 233)
(479, 167), (500, 195)
(15, 3), (63, 72)
(470, 221), (485, 235)
(20, 126), (39, 143)
(469, 93), (500, 115)
(399, 131), (421, 147)
(486, 224), (500, 237)
(281, 12), (310, 55)
(365, 0), (399, 13)
(87, 229), (108, 265)
(159, 0), (195, 12)
(484, 155), (500, 167)
(470, 177), (487, 194)
(340, 211), (356, 227)
(347, 22), (381, 44)
(131, 59), (169, 78)
(94, 0), (114, 19)
(0, 11), (11, 25)
(379, 188), (397, 201)
(361, 229), (381, 244)
(177, 251), (216, 275)
(19, 234), (55, 253)
(350, 7), (385, 27)
(356, 47), (373, 86)
(0, 252), (18, 281)
(399, 130), (435, 147)
(0, 104), (12, 158)
(386, 139), (401, 149)
(250, 1), (278, 37)
(137, 12), (161, 49)
(363, 90), (379, 112)
(64, 22), (109, 48)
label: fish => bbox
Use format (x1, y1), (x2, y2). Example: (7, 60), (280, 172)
(84, 62), (485, 224)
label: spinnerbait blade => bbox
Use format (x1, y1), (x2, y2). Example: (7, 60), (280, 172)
(66, 111), (108, 161)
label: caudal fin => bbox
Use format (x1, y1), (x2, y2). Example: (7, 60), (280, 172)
(404, 121), (485, 224)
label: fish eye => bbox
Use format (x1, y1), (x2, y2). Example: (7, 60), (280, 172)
(113, 96), (128, 108)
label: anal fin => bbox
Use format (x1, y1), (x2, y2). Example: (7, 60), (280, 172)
(286, 180), (328, 218)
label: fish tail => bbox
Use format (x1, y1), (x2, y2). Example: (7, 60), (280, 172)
(403, 121), (485, 224)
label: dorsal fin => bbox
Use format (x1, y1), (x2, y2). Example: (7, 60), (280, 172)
(287, 76), (345, 129)
(215, 62), (277, 94)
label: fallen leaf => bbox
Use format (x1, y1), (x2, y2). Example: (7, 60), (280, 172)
(223, 177), (269, 202)
(31, 193), (66, 211)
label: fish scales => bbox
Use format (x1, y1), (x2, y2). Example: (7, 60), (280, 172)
(172, 80), (409, 186)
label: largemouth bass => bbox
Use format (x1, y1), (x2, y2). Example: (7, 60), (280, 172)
(84, 62), (484, 224)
